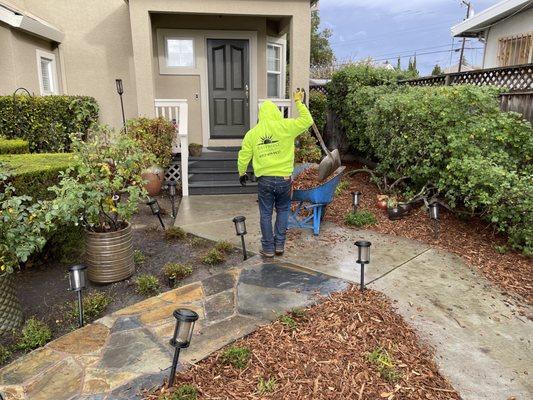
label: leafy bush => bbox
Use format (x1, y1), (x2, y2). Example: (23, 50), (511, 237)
(221, 346), (251, 369)
(202, 248), (225, 265)
(160, 384), (198, 400)
(165, 226), (187, 240)
(136, 274), (160, 296)
(0, 95), (98, 153)
(0, 345), (11, 364)
(345, 210), (377, 227)
(69, 291), (111, 322)
(214, 241), (233, 253)
(294, 90), (326, 164)
(163, 263), (192, 281)
(309, 90), (327, 130)
(126, 117), (175, 168)
(16, 317), (52, 351)
(0, 138), (29, 154)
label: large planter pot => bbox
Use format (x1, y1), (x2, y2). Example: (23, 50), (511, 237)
(387, 206), (404, 220)
(0, 274), (23, 337)
(189, 145), (202, 157)
(142, 165), (164, 197)
(86, 222), (135, 284)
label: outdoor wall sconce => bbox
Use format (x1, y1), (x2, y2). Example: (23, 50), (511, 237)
(68, 264), (87, 328)
(233, 216), (248, 260)
(352, 191), (362, 213)
(167, 181), (177, 218)
(147, 198), (165, 229)
(115, 78), (126, 133)
(168, 308), (199, 387)
(355, 240), (371, 292)
(429, 202), (439, 239)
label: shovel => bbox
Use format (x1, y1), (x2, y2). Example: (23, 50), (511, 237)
(300, 88), (341, 180)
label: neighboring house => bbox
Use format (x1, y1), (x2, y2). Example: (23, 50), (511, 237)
(451, 0), (533, 68)
(443, 60), (478, 74)
(0, 0), (314, 195)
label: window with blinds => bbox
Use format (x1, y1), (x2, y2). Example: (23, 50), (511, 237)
(40, 57), (53, 93)
(498, 32), (533, 67)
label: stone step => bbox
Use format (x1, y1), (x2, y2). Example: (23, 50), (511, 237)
(189, 180), (258, 195)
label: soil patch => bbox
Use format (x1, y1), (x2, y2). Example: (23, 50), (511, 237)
(147, 287), (459, 400)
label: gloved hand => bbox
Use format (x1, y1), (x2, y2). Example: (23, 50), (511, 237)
(239, 174), (248, 187)
(293, 89), (304, 103)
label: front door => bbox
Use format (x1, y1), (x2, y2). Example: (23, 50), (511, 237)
(207, 39), (250, 138)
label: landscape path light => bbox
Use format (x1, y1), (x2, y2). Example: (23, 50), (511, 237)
(147, 198), (165, 229)
(429, 202), (439, 239)
(168, 308), (199, 387)
(351, 191), (361, 213)
(167, 181), (177, 218)
(233, 216), (248, 260)
(68, 265), (87, 328)
(355, 241), (371, 292)
(115, 79), (126, 133)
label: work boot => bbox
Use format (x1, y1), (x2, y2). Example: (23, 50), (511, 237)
(260, 249), (275, 258)
(275, 246), (284, 256)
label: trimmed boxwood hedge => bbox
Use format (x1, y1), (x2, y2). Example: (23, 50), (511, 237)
(0, 153), (75, 200)
(0, 95), (99, 153)
(0, 138), (29, 154)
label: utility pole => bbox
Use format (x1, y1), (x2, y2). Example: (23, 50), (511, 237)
(458, 0), (471, 72)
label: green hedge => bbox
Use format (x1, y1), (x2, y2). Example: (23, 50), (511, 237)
(0, 138), (29, 154)
(0, 95), (99, 153)
(0, 153), (75, 200)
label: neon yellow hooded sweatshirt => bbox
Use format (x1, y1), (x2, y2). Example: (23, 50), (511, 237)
(237, 100), (313, 177)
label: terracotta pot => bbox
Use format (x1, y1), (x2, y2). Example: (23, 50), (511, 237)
(0, 274), (23, 337)
(189, 145), (202, 157)
(142, 165), (164, 197)
(85, 222), (135, 283)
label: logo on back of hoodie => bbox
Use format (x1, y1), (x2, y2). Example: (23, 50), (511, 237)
(257, 134), (280, 158)
(258, 134), (279, 145)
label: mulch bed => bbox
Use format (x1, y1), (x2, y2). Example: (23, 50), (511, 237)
(148, 287), (459, 400)
(326, 164), (532, 306)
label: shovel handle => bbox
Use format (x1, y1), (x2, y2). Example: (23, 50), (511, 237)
(298, 88), (333, 158)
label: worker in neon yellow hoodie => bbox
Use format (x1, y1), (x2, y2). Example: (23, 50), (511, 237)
(238, 90), (313, 257)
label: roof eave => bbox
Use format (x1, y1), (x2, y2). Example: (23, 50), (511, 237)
(0, 2), (64, 42)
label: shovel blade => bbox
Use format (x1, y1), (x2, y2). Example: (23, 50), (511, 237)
(318, 149), (342, 181)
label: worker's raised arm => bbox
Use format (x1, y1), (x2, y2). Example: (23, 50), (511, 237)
(237, 130), (253, 176)
(280, 91), (314, 138)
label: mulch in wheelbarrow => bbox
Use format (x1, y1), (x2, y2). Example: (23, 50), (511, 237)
(146, 287), (459, 400)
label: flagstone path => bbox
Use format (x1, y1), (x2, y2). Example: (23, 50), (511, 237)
(0, 259), (346, 400)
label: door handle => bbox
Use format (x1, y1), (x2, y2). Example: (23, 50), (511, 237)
(245, 84), (249, 100)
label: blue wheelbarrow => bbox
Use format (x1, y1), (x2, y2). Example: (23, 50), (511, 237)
(288, 163), (346, 235)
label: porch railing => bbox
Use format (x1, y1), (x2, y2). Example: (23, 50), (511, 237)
(154, 99), (189, 197)
(259, 98), (292, 117)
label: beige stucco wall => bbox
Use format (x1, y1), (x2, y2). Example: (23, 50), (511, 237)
(483, 7), (533, 68)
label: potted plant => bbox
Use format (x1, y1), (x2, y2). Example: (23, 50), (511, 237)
(376, 194), (388, 210)
(387, 197), (403, 220)
(189, 143), (203, 157)
(54, 128), (153, 284)
(127, 117), (175, 196)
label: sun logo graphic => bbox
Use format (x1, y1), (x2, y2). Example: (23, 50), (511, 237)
(259, 134), (278, 145)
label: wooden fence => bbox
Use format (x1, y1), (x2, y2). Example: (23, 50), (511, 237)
(499, 91), (533, 123)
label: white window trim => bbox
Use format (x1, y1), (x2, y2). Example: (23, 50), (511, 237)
(157, 30), (199, 75)
(36, 49), (58, 95)
(164, 36), (195, 69)
(266, 36), (287, 99)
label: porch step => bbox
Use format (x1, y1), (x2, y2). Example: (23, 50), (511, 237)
(189, 180), (258, 195)
(189, 168), (253, 182)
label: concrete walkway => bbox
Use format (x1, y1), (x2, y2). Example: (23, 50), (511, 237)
(176, 194), (533, 400)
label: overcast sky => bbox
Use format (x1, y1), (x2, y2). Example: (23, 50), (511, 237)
(318, 0), (501, 75)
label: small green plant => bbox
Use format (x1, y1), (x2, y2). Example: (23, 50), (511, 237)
(345, 210), (377, 227)
(165, 227), (187, 240)
(163, 263), (192, 281)
(133, 249), (145, 264)
(334, 180), (350, 196)
(202, 248), (225, 265)
(16, 317), (52, 351)
(214, 240), (233, 254)
(494, 245), (507, 254)
(189, 236), (208, 247)
(257, 377), (277, 395)
(159, 384), (198, 400)
(136, 274), (160, 296)
(221, 346), (251, 369)
(0, 345), (11, 364)
(278, 314), (298, 330)
(367, 347), (400, 382)
(290, 307), (307, 319)
(70, 291), (111, 322)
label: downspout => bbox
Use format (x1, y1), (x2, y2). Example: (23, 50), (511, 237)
(482, 27), (489, 68)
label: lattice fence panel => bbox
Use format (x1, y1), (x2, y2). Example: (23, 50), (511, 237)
(165, 159), (181, 183)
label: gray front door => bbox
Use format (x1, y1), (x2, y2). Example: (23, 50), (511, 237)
(207, 39), (250, 138)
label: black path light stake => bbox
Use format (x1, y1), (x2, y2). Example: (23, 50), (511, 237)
(147, 198), (165, 229)
(168, 308), (199, 387)
(167, 181), (177, 218)
(351, 191), (362, 213)
(68, 265), (87, 328)
(233, 216), (248, 260)
(355, 241), (371, 292)
(115, 79), (127, 133)
(429, 202), (440, 239)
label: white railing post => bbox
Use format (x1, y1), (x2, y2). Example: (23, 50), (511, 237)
(258, 98), (292, 118)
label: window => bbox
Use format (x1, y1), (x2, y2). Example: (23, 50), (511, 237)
(36, 50), (58, 95)
(498, 32), (533, 67)
(267, 43), (282, 98)
(165, 38), (194, 68)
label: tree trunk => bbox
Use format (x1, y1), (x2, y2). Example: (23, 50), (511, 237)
(0, 274), (23, 336)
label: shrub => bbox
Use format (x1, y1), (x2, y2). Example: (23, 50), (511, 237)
(69, 291), (111, 322)
(214, 241), (233, 253)
(0, 95), (98, 153)
(159, 384), (198, 400)
(309, 90), (327, 130)
(0, 138), (29, 154)
(136, 274), (160, 296)
(163, 263), (192, 281)
(202, 248), (225, 265)
(345, 210), (377, 227)
(295, 131), (322, 163)
(0, 345), (11, 364)
(257, 377), (277, 395)
(221, 346), (251, 369)
(165, 227), (187, 240)
(16, 317), (52, 351)
(126, 117), (175, 168)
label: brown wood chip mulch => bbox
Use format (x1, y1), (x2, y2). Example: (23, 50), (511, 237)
(147, 287), (460, 400)
(325, 164), (533, 306)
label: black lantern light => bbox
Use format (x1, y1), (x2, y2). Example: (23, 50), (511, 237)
(167, 181), (177, 218)
(355, 240), (371, 292)
(68, 265), (87, 328)
(115, 78), (126, 133)
(168, 308), (199, 387)
(351, 191), (362, 213)
(429, 202), (439, 239)
(232, 216), (248, 260)
(147, 198), (165, 229)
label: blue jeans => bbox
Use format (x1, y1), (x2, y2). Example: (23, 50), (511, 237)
(257, 176), (292, 253)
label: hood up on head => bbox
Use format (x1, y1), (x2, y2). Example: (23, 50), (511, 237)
(258, 100), (283, 122)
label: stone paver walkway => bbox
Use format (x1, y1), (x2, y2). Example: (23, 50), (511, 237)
(175, 194), (533, 400)
(0, 260), (346, 400)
